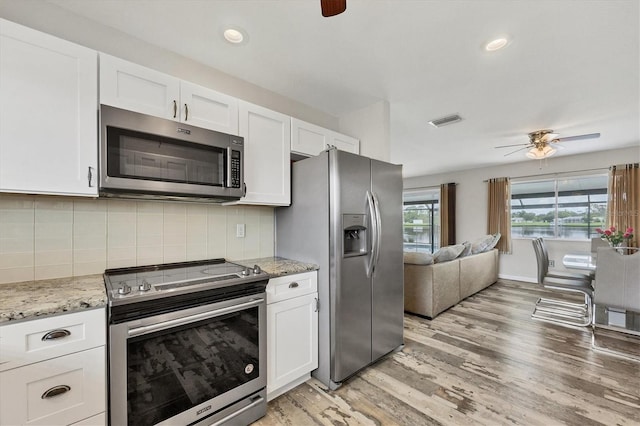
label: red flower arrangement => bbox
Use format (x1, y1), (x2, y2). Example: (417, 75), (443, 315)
(595, 226), (634, 246)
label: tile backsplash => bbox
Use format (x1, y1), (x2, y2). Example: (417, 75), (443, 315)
(0, 194), (275, 284)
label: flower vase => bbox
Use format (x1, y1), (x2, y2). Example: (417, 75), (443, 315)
(610, 242), (625, 255)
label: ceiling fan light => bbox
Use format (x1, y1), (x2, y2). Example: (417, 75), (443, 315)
(526, 146), (556, 159)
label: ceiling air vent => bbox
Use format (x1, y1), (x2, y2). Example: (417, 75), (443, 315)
(428, 114), (462, 128)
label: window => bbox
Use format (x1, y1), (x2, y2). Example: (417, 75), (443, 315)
(403, 188), (439, 253)
(511, 174), (608, 240)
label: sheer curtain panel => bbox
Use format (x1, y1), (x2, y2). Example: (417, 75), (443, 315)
(487, 177), (511, 254)
(607, 163), (639, 248)
(440, 183), (456, 246)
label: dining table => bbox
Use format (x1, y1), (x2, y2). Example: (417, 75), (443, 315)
(562, 251), (597, 272)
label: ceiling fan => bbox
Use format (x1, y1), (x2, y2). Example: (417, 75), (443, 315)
(495, 129), (601, 159)
(321, 0), (347, 17)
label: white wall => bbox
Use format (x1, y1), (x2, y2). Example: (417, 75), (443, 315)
(0, 194), (274, 285)
(403, 146), (640, 282)
(339, 100), (391, 161)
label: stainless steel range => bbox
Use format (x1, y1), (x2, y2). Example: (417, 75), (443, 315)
(104, 258), (269, 426)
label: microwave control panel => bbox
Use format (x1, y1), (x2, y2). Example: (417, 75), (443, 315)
(229, 150), (241, 188)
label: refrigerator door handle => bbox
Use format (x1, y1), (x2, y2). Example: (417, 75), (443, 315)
(366, 190), (377, 277)
(371, 191), (382, 273)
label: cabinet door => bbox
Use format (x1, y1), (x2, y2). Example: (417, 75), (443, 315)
(267, 292), (318, 395)
(180, 81), (239, 134)
(0, 19), (97, 196)
(100, 53), (180, 120)
(330, 131), (360, 154)
(238, 101), (291, 206)
(291, 118), (329, 157)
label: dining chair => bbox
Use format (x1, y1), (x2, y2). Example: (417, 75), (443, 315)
(537, 237), (595, 282)
(591, 246), (640, 360)
(531, 238), (594, 327)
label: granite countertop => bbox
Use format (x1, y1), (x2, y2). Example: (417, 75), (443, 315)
(0, 274), (107, 324)
(0, 257), (317, 325)
(236, 256), (319, 277)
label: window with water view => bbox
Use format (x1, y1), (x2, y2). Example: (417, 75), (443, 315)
(511, 175), (608, 240)
(403, 188), (439, 253)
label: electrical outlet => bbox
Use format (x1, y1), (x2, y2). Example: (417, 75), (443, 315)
(236, 224), (245, 238)
(549, 259), (555, 267)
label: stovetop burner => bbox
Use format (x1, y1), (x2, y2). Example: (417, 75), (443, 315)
(104, 258), (269, 307)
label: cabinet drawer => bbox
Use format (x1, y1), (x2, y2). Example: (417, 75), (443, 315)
(0, 346), (106, 426)
(70, 411), (105, 426)
(0, 308), (106, 371)
(266, 271), (317, 304)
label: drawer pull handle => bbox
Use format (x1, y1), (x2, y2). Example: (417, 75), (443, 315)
(41, 385), (71, 399)
(289, 282), (299, 288)
(41, 329), (71, 341)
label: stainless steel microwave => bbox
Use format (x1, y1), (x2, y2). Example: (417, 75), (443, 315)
(99, 105), (244, 201)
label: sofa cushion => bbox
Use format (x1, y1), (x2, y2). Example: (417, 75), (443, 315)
(434, 244), (465, 263)
(403, 251), (434, 265)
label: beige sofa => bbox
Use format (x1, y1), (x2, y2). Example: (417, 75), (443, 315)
(404, 249), (499, 319)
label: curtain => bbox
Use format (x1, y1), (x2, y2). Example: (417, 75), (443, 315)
(607, 163), (639, 248)
(487, 177), (511, 254)
(439, 183), (456, 246)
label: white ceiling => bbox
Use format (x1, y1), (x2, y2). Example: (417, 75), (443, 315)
(47, 0), (639, 177)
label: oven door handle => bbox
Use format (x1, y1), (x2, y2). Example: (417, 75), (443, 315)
(127, 298), (264, 338)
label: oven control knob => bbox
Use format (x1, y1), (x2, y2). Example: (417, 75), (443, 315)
(253, 265), (262, 275)
(139, 280), (151, 292)
(118, 283), (131, 295)
(241, 267), (251, 276)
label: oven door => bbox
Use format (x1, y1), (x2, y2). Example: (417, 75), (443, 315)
(108, 294), (266, 426)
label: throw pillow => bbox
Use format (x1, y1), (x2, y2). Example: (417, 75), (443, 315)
(434, 244), (466, 263)
(459, 241), (473, 257)
(471, 234), (495, 254)
(403, 251), (434, 265)
(486, 232), (501, 250)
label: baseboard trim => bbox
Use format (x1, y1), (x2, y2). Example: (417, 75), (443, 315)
(499, 274), (537, 283)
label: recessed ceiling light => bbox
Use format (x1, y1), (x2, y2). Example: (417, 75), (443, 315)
(223, 28), (245, 44)
(485, 37), (509, 52)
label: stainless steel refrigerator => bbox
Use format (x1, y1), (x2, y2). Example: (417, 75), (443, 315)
(276, 149), (404, 390)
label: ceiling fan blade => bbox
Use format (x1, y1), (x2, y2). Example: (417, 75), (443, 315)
(553, 132), (600, 143)
(504, 146), (530, 157)
(321, 0), (347, 17)
(495, 143), (531, 149)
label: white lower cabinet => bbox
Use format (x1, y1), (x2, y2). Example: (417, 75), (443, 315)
(266, 271), (318, 401)
(0, 309), (106, 426)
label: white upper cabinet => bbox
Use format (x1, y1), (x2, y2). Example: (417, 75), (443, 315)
(237, 101), (291, 206)
(0, 19), (98, 196)
(179, 81), (239, 134)
(330, 131), (360, 154)
(100, 53), (179, 120)
(100, 54), (239, 135)
(290, 117), (359, 157)
(291, 118), (330, 156)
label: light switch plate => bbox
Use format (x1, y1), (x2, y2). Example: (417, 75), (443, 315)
(236, 223), (245, 238)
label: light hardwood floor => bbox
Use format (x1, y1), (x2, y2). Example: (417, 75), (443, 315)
(254, 279), (640, 426)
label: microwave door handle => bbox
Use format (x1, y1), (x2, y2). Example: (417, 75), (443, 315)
(226, 147), (232, 188)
